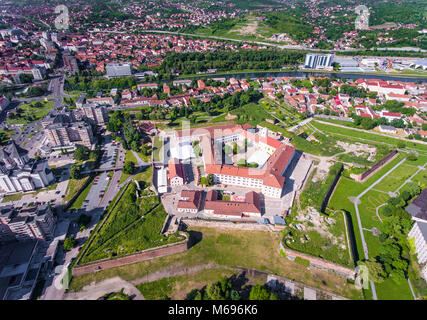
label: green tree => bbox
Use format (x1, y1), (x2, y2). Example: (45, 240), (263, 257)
(232, 142), (239, 155)
(123, 160), (136, 174)
(223, 144), (232, 154)
(230, 289), (240, 300)
(357, 260), (386, 283)
(63, 237), (76, 251)
(207, 174), (214, 186)
(205, 283), (225, 300)
(361, 118), (375, 130)
(73, 146), (90, 161)
(70, 164), (82, 179)
(249, 285), (279, 300)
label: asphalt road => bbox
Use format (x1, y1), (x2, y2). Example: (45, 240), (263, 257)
(42, 136), (125, 300)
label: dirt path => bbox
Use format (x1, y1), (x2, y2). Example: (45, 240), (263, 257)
(64, 277), (144, 300)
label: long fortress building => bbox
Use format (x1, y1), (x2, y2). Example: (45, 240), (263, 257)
(163, 124), (296, 199)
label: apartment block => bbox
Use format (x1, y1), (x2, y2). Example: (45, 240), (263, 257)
(45, 122), (94, 149)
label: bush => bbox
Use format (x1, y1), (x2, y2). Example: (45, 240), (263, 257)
(70, 164), (82, 179)
(295, 256), (310, 267)
(63, 237), (76, 251)
(407, 153), (418, 161)
(123, 161), (136, 174)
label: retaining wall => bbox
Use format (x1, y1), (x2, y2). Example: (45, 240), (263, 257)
(279, 242), (355, 280)
(182, 218), (285, 232)
(73, 233), (189, 276)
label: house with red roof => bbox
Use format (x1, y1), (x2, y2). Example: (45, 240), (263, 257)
(168, 158), (186, 186)
(177, 190), (202, 213)
(204, 190), (261, 218)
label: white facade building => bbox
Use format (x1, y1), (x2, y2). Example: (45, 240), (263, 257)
(304, 54), (334, 70)
(408, 221), (427, 265)
(106, 63), (132, 78)
(0, 143), (54, 194)
(157, 168), (168, 194)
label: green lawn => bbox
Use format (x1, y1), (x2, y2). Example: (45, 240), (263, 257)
(119, 150), (138, 184)
(231, 102), (275, 127)
(411, 170), (427, 186)
(79, 183), (182, 264)
(311, 121), (427, 153)
(327, 152), (424, 300)
(137, 267), (236, 300)
(7, 100), (54, 125)
(152, 136), (163, 162)
(258, 120), (293, 138)
(63, 176), (90, 205)
(374, 175), (406, 193)
(69, 179), (94, 210)
(1, 192), (27, 202)
(375, 278), (414, 300)
(69, 227), (363, 300)
(358, 190), (390, 229)
(125, 150), (137, 164)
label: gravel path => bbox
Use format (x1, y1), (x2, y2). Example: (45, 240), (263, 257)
(64, 277), (144, 300)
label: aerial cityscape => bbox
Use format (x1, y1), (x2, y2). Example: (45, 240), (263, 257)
(0, 0), (426, 305)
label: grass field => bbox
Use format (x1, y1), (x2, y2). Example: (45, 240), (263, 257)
(137, 267), (237, 300)
(69, 227), (363, 299)
(231, 102), (274, 127)
(152, 136), (162, 162)
(79, 183), (181, 264)
(63, 176), (90, 205)
(1, 192), (27, 202)
(119, 150), (138, 184)
(7, 100), (54, 125)
(311, 121), (427, 154)
(327, 151), (426, 299)
(69, 179), (94, 210)
(285, 211), (353, 267)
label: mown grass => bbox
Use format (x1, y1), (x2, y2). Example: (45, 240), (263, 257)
(63, 176), (90, 205)
(7, 100), (54, 125)
(79, 182), (182, 264)
(137, 268), (236, 300)
(311, 121), (427, 153)
(69, 227), (363, 300)
(69, 179), (94, 210)
(327, 152), (423, 300)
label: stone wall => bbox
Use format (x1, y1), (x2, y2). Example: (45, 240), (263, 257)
(73, 233), (189, 276)
(182, 218), (285, 232)
(280, 242), (355, 280)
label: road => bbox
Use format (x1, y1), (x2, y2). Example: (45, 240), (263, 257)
(5, 75), (65, 157)
(42, 137), (126, 300)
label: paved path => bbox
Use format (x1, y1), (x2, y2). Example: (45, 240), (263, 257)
(131, 150), (150, 166)
(64, 277), (144, 300)
(407, 278), (417, 300)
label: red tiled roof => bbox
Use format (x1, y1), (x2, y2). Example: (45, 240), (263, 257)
(177, 190), (202, 210)
(204, 191), (261, 216)
(168, 158), (186, 181)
